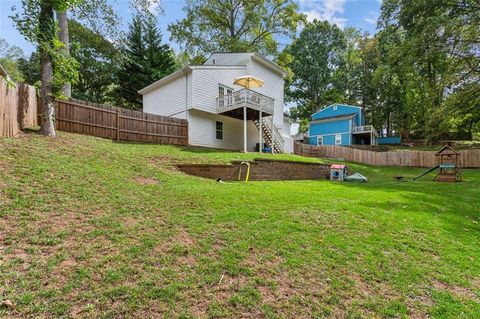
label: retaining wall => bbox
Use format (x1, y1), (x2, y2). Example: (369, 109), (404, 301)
(177, 158), (330, 181)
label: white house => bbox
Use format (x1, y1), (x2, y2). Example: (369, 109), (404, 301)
(138, 53), (293, 153)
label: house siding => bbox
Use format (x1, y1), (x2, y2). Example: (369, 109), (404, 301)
(312, 104), (362, 126)
(310, 133), (351, 146)
(188, 109), (259, 151)
(309, 118), (351, 136)
(191, 67), (246, 114)
(246, 59), (284, 127)
(309, 118), (352, 146)
(204, 53), (252, 66)
(143, 72), (191, 119)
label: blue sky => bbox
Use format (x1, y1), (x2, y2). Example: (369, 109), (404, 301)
(0, 0), (381, 57)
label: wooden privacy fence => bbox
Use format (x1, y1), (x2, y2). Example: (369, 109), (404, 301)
(0, 76), (38, 137)
(294, 142), (480, 168)
(55, 99), (188, 145)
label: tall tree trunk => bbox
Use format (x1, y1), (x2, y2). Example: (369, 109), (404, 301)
(57, 10), (71, 98)
(39, 1), (56, 137)
(40, 51), (56, 137)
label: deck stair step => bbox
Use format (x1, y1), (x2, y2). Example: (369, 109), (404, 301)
(253, 117), (284, 154)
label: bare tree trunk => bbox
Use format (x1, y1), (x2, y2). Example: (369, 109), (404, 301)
(40, 53), (56, 137)
(39, 2), (56, 137)
(57, 10), (71, 98)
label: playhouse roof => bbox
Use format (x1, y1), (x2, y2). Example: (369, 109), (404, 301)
(435, 145), (460, 156)
(331, 164), (346, 169)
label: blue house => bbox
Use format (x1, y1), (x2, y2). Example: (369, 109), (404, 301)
(308, 104), (378, 146)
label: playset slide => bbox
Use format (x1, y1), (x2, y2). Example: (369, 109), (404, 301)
(412, 165), (439, 180)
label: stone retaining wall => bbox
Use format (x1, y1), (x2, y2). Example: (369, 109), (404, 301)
(177, 158), (330, 181)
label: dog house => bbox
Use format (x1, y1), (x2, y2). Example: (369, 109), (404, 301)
(330, 164), (347, 181)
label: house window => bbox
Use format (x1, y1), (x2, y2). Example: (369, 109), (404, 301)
(333, 105), (338, 111)
(335, 134), (342, 145)
(216, 121), (223, 140)
(317, 136), (323, 146)
(218, 85), (233, 108)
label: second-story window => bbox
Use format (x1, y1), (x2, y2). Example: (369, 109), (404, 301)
(218, 85), (233, 108)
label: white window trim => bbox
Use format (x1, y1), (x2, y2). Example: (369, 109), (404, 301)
(335, 134), (342, 145)
(215, 120), (224, 140)
(317, 136), (323, 146)
(218, 83), (234, 93)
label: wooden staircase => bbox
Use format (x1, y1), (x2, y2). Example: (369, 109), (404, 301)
(253, 117), (284, 154)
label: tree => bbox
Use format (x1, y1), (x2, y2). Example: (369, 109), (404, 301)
(0, 38), (25, 82)
(55, 0), (120, 97)
(57, 10), (71, 97)
(378, 0), (480, 142)
(69, 20), (120, 103)
(115, 9), (176, 109)
(335, 28), (364, 105)
(17, 51), (41, 85)
(284, 20), (346, 122)
(12, 0), (79, 136)
(168, 0), (305, 60)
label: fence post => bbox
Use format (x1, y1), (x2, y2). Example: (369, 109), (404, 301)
(116, 109), (120, 141)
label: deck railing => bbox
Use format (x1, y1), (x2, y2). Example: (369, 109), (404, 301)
(216, 89), (274, 115)
(353, 125), (379, 137)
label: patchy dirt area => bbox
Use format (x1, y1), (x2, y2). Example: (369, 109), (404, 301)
(132, 176), (161, 185)
(432, 279), (480, 302)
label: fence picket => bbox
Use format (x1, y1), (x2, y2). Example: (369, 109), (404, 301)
(54, 99), (188, 145)
(294, 142), (480, 168)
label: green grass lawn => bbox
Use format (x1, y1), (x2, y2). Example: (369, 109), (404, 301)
(1, 132), (479, 318)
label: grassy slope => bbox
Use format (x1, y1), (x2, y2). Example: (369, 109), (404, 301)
(1, 132), (479, 318)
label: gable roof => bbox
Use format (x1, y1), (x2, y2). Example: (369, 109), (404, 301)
(138, 52), (286, 95)
(138, 66), (191, 95)
(311, 104), (363, 118)
(436, 145), (460, 155)
(251, 53), (287, 77)
(205, 52), (287, 77)
(138, 65), (246, 95)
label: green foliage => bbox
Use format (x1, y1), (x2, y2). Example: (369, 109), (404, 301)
(284, 20), (347, 120)
(49, 38), (79, 99)
(17, 51), (41, 86)
(0, 38), (26, 82)
(378, 0), (480, 142)
(285, 1), (479, 141)
(69, 20), (120, 103)
(168, 0), (305, 59)
(115, 9), (176, 109)
(11, 0), (80, 98)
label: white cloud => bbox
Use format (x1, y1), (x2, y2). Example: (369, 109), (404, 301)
(364, 10), (378, 25)
(147, 0), (161, 14)
(299, 0), (347, 28)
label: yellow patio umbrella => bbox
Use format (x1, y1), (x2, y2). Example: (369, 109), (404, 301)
(233, 75), (264, 89)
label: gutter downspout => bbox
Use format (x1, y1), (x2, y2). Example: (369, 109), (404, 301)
(183, 70), (189, 122)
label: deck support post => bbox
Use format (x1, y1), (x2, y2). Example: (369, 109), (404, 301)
(243, 106), (247, 153)
(271, 115), (274, 154)
(259, 110), (262, 153)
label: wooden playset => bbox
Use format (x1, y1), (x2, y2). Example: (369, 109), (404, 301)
(411, 145), (462, 182)
(434, 145), (462, 182)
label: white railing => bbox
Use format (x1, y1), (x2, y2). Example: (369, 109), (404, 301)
(353, 125), (379, 137)
(216, 89), (274, 115)
(262, 117), (284, 150)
